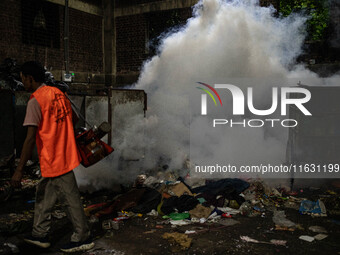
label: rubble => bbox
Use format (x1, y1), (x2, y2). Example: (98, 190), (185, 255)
(0, 183), (12, 202)
(0, 171), (339, 254)
(147, 209), (158, 216)
(272, 210), (296, 228)
(3, 243), (19, 254)
(102, 219), (120, 231)
(162, 232), (192, 250)
(0, 212), (33, 234)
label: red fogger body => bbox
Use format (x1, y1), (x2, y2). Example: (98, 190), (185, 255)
(75, 122), (114, 167)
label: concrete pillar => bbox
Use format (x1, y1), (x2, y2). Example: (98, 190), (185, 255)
(103, 0), (116, 86)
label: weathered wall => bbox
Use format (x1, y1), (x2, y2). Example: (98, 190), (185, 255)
(115, 7), (192, 82)
(116, 14), (148, 74)
(0, 0), (103, 80)
(68, 8), (103, 73)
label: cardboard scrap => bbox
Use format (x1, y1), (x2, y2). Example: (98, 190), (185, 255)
(189, 204), (212, 219)
(162, 232), (192, 250)
(166, 182), (192, 197)
(314, 234), (328, 241)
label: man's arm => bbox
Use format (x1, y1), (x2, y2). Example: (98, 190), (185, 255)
(10, 126), (37, 187)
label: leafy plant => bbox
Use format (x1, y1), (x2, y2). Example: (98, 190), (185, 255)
(279, 0), (329, 41)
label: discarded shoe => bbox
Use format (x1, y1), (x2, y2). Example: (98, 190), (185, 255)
(60, 239), (95, 253)
(23, 235), (50, 248)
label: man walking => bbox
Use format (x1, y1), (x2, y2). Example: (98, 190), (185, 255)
(11, 61), (94, 253)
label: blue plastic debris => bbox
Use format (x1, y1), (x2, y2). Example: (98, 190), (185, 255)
(299, 199), (327, 217)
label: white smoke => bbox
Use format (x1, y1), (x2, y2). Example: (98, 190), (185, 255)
(75, 0), (340, 190)
(135, 0), (305, 171)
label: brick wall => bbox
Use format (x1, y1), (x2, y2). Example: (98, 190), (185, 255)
(116, 8), (192, 74)
(0, 0), (103, 74)
(116, 14), (148, 73)
(68, 8), (103, 73)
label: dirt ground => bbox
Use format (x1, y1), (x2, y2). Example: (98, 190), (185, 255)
(1, 182), (340, 255)
(88, 209), (340, 255)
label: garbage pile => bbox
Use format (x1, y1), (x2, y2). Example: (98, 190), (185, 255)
(0, 156), (40, 203)
(0, 58), (23, 91)
(80, 173), (339, 251)
(1, 166), (340, 253)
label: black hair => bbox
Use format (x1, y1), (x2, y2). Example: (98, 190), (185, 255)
(21, 61), (46, 83)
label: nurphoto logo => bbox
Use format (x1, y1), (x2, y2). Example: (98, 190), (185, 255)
(196, 82), (312, 128)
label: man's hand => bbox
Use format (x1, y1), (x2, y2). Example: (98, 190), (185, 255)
(10, 126), (37, 188)
(11, 168), (23, 188)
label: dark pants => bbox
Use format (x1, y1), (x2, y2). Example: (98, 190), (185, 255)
(32, 171), (90, 242)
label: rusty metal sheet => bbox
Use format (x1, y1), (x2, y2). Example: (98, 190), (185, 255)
(111, 89), (146, 160)
(85, 96), (109, 143)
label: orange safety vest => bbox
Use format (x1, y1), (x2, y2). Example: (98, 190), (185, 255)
(31, 86), (81, 177)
